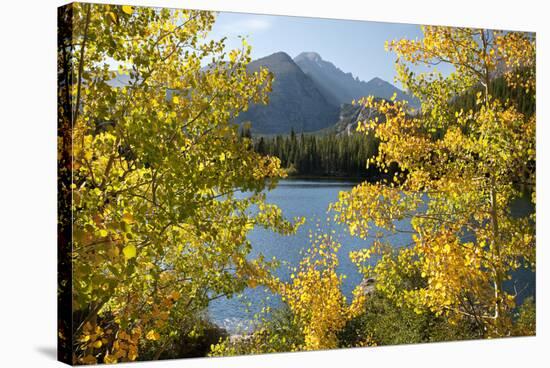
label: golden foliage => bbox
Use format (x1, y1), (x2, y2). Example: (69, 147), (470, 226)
(61, 3), (301, 363)
(334, 27), (535, 337)
(266, 235), (371, 351)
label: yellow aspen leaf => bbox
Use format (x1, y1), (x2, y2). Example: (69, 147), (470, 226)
(122, 244), (136, 259)
(121, 212), (134, 224)
(146, 330), (160, 341)
(108, 11), (117, 24)
(104, 354), (117, 364)
(81, 355), (97, 364)
(121, 5), (134, 15)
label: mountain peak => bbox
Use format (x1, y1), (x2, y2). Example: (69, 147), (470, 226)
(295, 52), (323, 63)
(261, 51), (293, 63)
(293, 51), (419, 108)
(247, 51), (303, 76)
(367, 76), (388, 85)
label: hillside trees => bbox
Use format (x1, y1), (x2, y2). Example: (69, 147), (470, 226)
(58, 3), (301, 364)
(332, 27), (535, 337)
(251, 131), (379, 178)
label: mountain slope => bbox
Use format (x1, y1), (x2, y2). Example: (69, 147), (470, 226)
(236, 52), (339, 134)
(294, 52), (419, 108)
(318, 103), (383, 137)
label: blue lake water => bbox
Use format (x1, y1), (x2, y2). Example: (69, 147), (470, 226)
(208, 179), (535, 333)
(208, 179), (411, 332)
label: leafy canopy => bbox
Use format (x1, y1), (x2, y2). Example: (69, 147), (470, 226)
(62, 3), (301, 364)
(332, 27), (535, 337)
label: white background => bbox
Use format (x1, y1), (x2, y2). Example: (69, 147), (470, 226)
(0, 0), (547, 366)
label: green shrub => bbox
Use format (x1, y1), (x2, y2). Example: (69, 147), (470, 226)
(210, 306), (304, 356)
(512, 297), (536, 336)
(338, 290), (480, 347)
(139, 317), (228, 360)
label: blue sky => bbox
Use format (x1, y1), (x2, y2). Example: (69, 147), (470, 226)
(208, 11), (452, 87)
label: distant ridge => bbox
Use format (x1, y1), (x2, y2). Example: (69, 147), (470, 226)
(111, 51), (420, 135)
(294, 51), (419, 108)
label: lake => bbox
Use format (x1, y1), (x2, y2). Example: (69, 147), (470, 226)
(208, 179), (535, 333)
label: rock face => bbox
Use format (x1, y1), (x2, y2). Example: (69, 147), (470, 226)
(363, 77), (418, 107)
(294, 51), (419, 108)
(331, 103), (365, 136)
(358, 277), (377, 296)
(322, 102), (383, 136)
(236, 52), (340, 134)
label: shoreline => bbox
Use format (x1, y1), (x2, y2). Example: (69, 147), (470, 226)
(284, 175), (367, 182)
